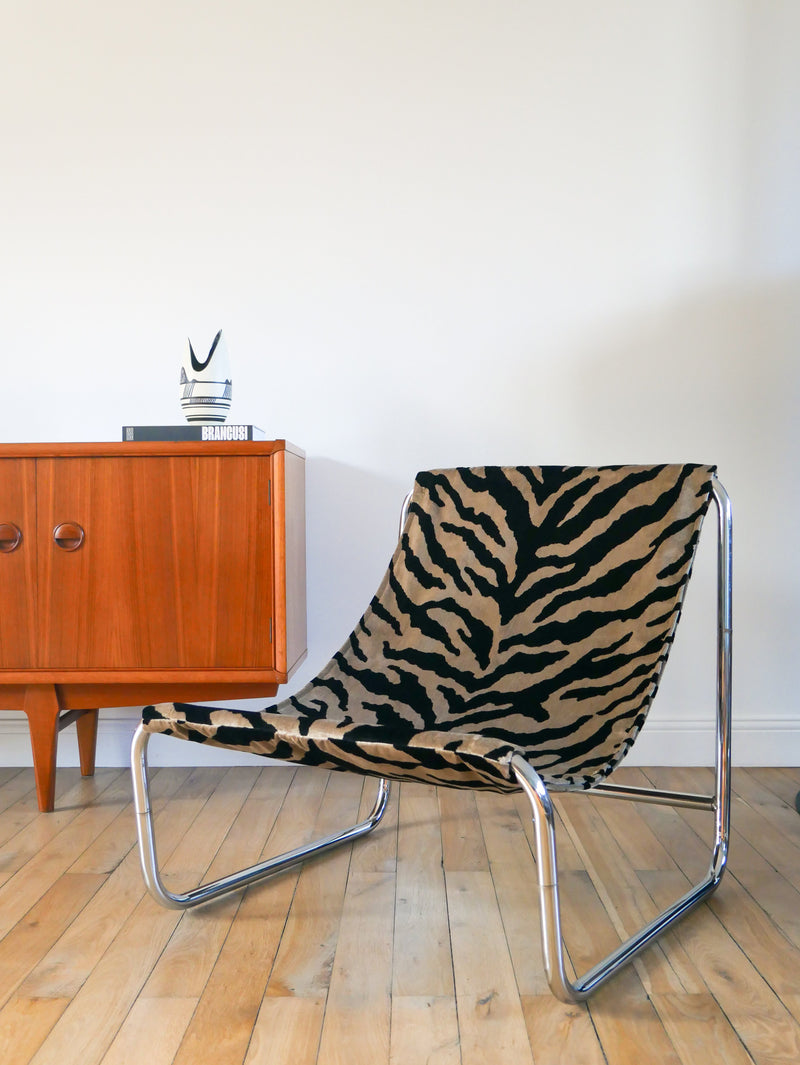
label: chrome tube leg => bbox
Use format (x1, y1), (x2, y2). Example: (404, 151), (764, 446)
(711, 476), (733, 882)
(511, 754), (728, 1003)
(130, 723), (391, 910)
(509, 756), (573, 1000)
(510, 477), (733, 1003)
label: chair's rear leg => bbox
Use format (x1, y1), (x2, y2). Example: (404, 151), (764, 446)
(508, 476), (732, 1003)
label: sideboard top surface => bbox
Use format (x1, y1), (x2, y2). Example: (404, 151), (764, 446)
(0, 440), (304, 459)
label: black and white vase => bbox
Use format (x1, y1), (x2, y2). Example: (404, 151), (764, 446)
(179, 330), (232, 424)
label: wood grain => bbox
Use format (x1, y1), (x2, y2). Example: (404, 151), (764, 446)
(100, 998), (197, 1065)
(0, 459), (37, 669)
(37, 455), (274, 670)
(390, 997), (460, 1065)
(446, 869), (535, 1065)
(393, 783), (452, 998)
(0, 442), (306, 811)
(271, 447), (308, 678)
(1, 766), (799, 1065)
(316, 871), (395, 1065)
(245, 996), (325, 1065)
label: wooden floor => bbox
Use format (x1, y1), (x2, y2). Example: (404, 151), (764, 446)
(1, 763), (799, 1065)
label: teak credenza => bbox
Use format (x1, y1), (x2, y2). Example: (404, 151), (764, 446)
(0, 440), (307, 811)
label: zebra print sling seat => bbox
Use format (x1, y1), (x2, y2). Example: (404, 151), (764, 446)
(132, 463), (732, 1002)
(141, 464), (715, 791)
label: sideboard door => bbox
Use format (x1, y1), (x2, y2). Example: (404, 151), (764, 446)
(0, 458), (38, 668)
(36, 455), (275, 670)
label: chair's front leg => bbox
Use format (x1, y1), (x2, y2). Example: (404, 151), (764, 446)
(509, 755), (577, 1001)
(130, 723), (391, 909)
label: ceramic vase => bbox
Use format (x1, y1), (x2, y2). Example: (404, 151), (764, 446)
(179, 329), (232, 424)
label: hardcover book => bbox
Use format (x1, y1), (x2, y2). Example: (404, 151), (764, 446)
(123, 424), (266, 442)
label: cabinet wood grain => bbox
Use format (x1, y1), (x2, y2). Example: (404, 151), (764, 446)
(0, 441), (306, 811)
(0, 459), (37, 669)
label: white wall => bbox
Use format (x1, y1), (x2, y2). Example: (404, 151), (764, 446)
(2, 1), (798, 768)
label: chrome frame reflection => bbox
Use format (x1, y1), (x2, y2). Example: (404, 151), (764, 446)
(131, 722), (391, 910)
(511, 475), (732, 1002)
(128, 494), (415, 911)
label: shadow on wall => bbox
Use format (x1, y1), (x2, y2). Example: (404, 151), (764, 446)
(286, 457), (412, 693)
(569, 278), (800, 721)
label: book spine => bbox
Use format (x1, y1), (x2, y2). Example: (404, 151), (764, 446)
(122, 425), (264, 442)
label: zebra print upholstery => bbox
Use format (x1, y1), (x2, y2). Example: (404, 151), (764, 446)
(142, 464), (716, 793)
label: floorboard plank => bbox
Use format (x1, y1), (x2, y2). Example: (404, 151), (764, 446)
(169, 767), (332, 1065)
(393, 783), (453, 999)
(1, 766), (799, 1065)
(100, 998), (197, 1065)
(643, 870), (800, 1065)
(520, 995), (605, 1065)
(446, 870), (535, 1065)
(0, 995), (70, 1065)
(265, 772), (364, 1000)
(316, 871), (395, 1065)
(390, 997), (460, 1065)
(244, 996), (325, 1065)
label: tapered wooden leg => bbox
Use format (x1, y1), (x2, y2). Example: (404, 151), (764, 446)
(75, 709), (99, 777)
(22, 685), (62, 813)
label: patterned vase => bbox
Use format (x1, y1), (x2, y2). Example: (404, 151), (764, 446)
(179, 330), (232, 424)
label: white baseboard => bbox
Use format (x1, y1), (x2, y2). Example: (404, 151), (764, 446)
(624, 715), (800, 768)
(0, 710), (270, 769)
(0, 709), (798, 768)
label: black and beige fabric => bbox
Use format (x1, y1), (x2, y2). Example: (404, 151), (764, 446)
(131, 464), (733, 1003)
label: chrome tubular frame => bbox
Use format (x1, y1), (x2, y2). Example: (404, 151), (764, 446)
(131, 723), (391, 910)
(129, 489), (418, 911)
(511, 476), (732, 1003)
(399, 489), (413, 534)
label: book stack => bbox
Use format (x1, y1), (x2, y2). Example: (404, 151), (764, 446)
(122, 425), (266, 442)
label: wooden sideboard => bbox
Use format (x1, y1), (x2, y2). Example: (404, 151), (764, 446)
(0, 440), (306, 811)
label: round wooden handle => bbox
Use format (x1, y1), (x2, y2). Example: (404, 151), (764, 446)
(0, 522), (22, 553)
(53, 521), (85, 551)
